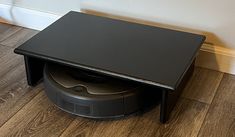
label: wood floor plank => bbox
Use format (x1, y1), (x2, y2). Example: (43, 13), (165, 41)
(0, 62), (43, 126)
(0, 28), (38, 48)
(182, 67), (223, 104)
(0, 91), (76, 137)
(198, 74), (235, 137)
(60, 113), (139, 137)
(127, 106), (161, 137)
(0, 23), (22, 42)
(0, 44), (11, 57)
(0, 55), (24, 89)
(127, 98), (209, 137)
(154, 98), (209, 137)
(0, 23), (12, 32)
(89, 117), (138, 137)
(0, 49), (24, 78)
(59, 118), (96, 137)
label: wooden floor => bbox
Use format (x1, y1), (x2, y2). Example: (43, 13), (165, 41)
(0, 23), (234, 137)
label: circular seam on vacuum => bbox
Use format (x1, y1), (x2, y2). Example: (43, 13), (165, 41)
(43, 63), (159, 118)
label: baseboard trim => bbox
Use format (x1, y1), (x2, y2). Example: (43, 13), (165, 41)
(0, 4), (61, 30)
(196, 44), (235, 75)
(1, 4), (235, 74)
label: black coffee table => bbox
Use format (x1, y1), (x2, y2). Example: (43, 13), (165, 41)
(14, 11), (205, 123)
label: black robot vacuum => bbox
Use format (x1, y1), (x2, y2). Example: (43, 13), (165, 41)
(43, 63), (159, 118)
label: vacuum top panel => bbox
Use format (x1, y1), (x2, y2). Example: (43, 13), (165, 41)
(49, 64), (138, 95)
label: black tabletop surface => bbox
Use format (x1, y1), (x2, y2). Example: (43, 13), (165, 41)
(15, 11), (205, 90)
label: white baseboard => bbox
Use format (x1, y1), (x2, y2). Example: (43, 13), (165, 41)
(0, 4), (235, 75)
(0, 4), (61, 30)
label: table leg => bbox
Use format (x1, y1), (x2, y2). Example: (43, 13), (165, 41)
(24, 56), (44, 86)
(160, 60), (195, 123)
(160, 88), (180, 123)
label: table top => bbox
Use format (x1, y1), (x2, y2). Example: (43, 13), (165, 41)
(15, 11), (205, 90)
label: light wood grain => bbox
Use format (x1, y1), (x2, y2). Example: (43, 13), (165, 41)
(0, 23), (22, 42)
(0, 22), (12, 32)
(0, 28), (38, 48)
(128, 98), (209, 137)
(182, 67), (223, 104)
(0, 49), (24, 78)
(0, 44), (11, 57)
(59, 118), (96, 137)
(0, 92), (75, 137)
(89, 117), (138, 137)
(0, 63), (43, 126)
(198, 74), (235, 137)
(127, 106), (161, 137)
(154, 98), (209, 137)
(60, 113), (139, 137)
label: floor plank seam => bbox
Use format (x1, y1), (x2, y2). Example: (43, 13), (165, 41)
(195, 105), (211, 137)
(0, 44), (9, 48)
(125, 117), (142, 137)
(195, 66), (223, 73)
(0, 62), (24, 79)
(57, 117), (77, 137)
(0, 43), (17, 48)
(0, 27), (22, 43)
(180, 97), (208, 105)
(0, 44), (12, 53)
(0, 90), (43, 129)
(195, 74), (225, 137)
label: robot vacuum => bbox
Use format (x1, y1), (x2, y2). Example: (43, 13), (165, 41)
(43, 63), (159, 118)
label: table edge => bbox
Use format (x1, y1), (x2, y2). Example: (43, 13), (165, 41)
(14, 48), (175, 90)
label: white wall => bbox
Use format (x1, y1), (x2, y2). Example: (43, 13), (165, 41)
(0, 0), (234, 49)
(0, 0), (81, 15)
(81, 0), (235, 49)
